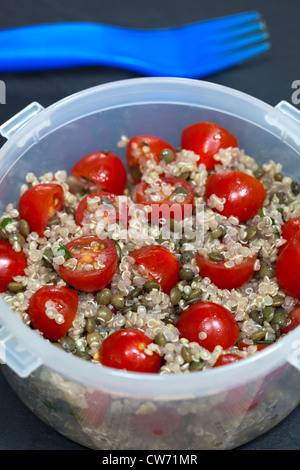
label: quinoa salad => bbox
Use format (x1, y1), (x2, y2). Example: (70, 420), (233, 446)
(1, 121), (300, 375)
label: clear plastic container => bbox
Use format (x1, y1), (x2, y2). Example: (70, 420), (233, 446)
(0, 78), (299, 450)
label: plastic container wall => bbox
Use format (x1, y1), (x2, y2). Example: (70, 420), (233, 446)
(0, 78), (299, 450)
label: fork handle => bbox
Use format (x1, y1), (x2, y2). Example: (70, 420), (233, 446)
(0, 23), (138, 72)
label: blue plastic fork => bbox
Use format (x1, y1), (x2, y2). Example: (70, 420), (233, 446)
(0, 11), (270, 78)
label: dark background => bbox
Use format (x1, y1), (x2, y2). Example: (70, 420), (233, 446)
(0, 0), (299, 451)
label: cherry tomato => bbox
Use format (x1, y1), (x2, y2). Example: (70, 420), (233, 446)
(205, 170), (266, 222)
(0, 240), (27, 292)
(134, 406), (183, 436)
(196, 253), (256, 290)
(181, 122), (238, 170)
(58, 235), (117, 292)
(213, 353), (243, 367)
(28, 285), (78, 341)
(75, 191), (129, 229)
(176, 301), (240, 352)
(130, 245), (180, 294)
(280, 217), (300, 249)
(98, 328), (162, 373)
(71, 151), (127, 195)
(280, 304), (300, 334)
(126, 135), (176, 183)
(135, 176), (194, 224)
(276, 237), (300, 297)
(19, 183), (64, 236)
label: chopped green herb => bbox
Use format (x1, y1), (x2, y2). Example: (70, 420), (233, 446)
(0, 217), (12, 228)
(112, 240), (122, 261)
(58, 243), (72, 259)
(274, 228), (280, 237)
(277, 207), (284, 215)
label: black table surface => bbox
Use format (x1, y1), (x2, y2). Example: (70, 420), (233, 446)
(0, 0), (299, 451)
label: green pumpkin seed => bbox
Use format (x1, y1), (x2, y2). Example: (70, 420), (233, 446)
(245, 226), (258, 240)
(258, 264), (276, 279)
(154, 332), (167, 346)
(144, 280), (160, 292)
(211, 224), (227, 239)
(179, 268), (194, 281)
(7, 282), (24, 293)
(169, 287), (182, 305)
(19, 219), (30, 237)
(181, 346), (192, 363)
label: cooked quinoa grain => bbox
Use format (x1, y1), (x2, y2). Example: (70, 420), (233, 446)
(1, 128), (300, 375)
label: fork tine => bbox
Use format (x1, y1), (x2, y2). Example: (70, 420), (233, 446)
(182, 11), (261, 32)
(181, 20), (267, 44)
(179, 41), (271, 78)
(193, 31), (269, 55)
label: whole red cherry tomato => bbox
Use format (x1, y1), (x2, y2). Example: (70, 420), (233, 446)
(126, 135), (176, 183)
(205, 170), (266, 223)
(28, 285), (78, 341)
(196, 253), (256, 289)
(130, 245), (180, 294)
(176, 301), (240, 352)
(75, 191), (129, 229)
(98, 328), (162, 373)
(58, 235), (117, 292)
(0, 240), (27, 292)
(71, 151), (127, 195)
(280, 304), (300, 334)
(181, 122), (238, 170)
(19, 183), (64, 236)
(213, 353), (243, 367)
(135, 176), (194, 223)
(276, 237), (300, 298)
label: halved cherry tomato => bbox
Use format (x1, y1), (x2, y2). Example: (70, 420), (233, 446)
(280, 304), (300, 334)
(213, 353), (243, 367)
(19, 183), (64, 236)
(126, 135), (176, 183)
(28, 285), (78, 341)
(135, 176), (194, 224)
(276, 237), (300, 298)
(130, 245), (180, 294)
(98, 328), (162, 373)
(75, 191), (129, 229)
(176, 301), (240, 352)
(196, 253), (256, 289)
(71, 151), (127, 195)
(0, 240), (27, 292)
(58, 235), (117, 292)
(181, 122), (238, 170)
(205, 170), (266, 222)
